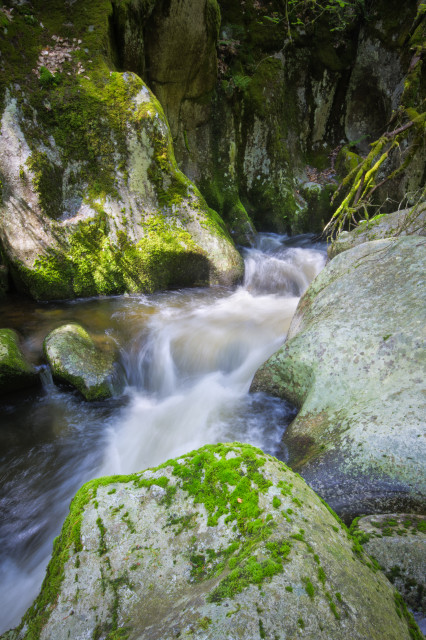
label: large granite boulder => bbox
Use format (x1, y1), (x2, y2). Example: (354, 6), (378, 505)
(44, 324), (116, 401)
(0, 2), (243, 301)
(251, 237), (426, 518)
(2, 443), (420, 640)
(328, 202), (426, 258)
(0, 328), (38, 394)
(352, 514), (426, 618)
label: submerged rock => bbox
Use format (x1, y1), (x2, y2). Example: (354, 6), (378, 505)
(251, 236), (426, 517)
(44, 324), (116, 401)
(0, 328), (38, 394)
(328, 202), (426, 258)
(352, 514), (426, 617)
(3, 443), (419, 640)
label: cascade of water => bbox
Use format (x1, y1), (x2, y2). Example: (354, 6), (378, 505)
(100, 234), (326, 474)
(0, 233), (326, 633)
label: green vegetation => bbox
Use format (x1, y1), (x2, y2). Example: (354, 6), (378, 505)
(326, 4), (425, 239)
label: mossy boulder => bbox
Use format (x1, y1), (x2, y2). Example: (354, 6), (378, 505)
(251, 237), (426, 518)
(351, 514), (426, 617)
(3, 443), (420, 640)
(0, 328), (38, 394)
(328, 202), (426, 258)
(0, 2), (243, 301)
(43, 323), (116, 401)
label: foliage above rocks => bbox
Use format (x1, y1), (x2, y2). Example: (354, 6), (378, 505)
(3, 443), (420, 639)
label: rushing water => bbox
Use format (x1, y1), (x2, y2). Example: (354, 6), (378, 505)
(0, 233), (326, 633)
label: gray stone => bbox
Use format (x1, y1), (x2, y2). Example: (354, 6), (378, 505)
(328, 202), (426, 258)
(44, 323), (116, 401)
(251, 237), (426, 518)
(0, 328), (38, 394)
(3, 444), (418, 640)
(353, 514), (426, 616)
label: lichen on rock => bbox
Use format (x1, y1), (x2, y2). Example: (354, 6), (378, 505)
(3, 443), (420, 640)
(43, 323), (116, 400)
(351, 513), (426, 618)
(251, 236), (426, 518)
(0, 2), (243, 301)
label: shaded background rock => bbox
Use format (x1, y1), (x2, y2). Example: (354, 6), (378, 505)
(43, 323), (117, 400)
(3, 444), (420, 640)
(251, 237), (426, 519)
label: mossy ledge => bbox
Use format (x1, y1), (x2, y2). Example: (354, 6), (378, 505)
(4, 443), (420, 640)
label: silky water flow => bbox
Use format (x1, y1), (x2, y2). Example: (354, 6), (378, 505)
(0, 233), (326, 633)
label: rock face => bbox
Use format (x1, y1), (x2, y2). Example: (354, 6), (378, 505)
(140, 0), (422, 235)
(3, 443), (419, 640)
(0, 328), (38, 394)
(352, 514), (426, 617)
(328, 202), (426, 258)
(1, 0), (420, 282)
(44, 324), (116, 400)
(0, 1), (243, 301)
(251, 237), (426, 518)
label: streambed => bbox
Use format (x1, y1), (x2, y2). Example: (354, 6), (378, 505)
(0, 233), (326, 633)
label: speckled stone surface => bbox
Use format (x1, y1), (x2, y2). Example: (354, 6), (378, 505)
(2, 444), (417, 640)
(355, 514), (426, 616)
(328, 203), (426, 259)
(251, 237), (426, 518)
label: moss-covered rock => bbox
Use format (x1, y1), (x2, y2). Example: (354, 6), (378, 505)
(3, 443), (420, 640)
(251, 237), (426, 518)
(0, 328), (38, 394)
(43, 323), (116, 400)
(295, 181), (337, 234)
(0, 2), (243, 301)
(351, 514), (426, 617)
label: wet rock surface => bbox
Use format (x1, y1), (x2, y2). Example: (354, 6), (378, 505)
(251, 236), (426, 518)
(2, 444), (419, 640)
(0, 328), (38, 394)
(353, 514), (426, 617)
(44, 323), (116, 401)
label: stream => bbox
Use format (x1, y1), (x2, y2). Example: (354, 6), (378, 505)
(0, 233), (326, 633)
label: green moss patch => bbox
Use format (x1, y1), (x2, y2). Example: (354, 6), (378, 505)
(0, 328), (38, 393)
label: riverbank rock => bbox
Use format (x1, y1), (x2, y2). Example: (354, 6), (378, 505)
(0, 328), (38, 394)
(43, 324), (116, 401)
(328, 202), (426, 258)
(3, 443), (420, 640)
(352, 514), (426, 617)
(251, 236), (426, 518)
(0, 1), (243, 301)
